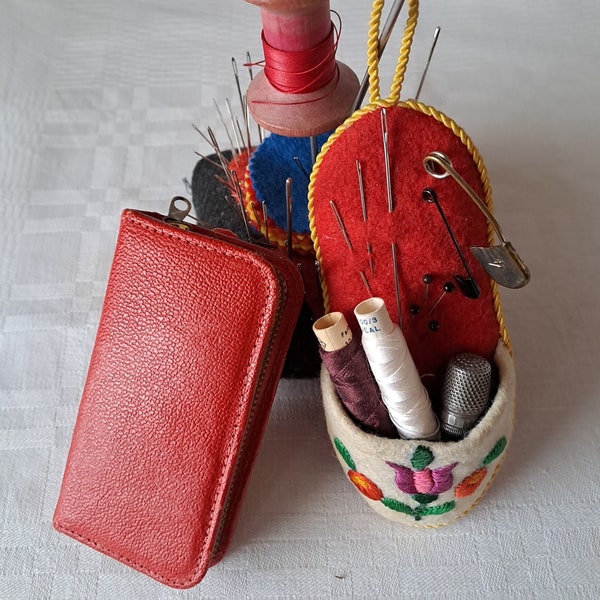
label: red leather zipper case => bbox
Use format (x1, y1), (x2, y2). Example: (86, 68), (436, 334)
(53, 209), (304, 588)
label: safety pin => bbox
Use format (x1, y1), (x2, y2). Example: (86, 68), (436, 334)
(423, 151), (530, 289)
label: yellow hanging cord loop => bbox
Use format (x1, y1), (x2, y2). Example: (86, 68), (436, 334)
(366, 0), (384, 104)
(387, 0), (419, 103)
(367, 0), (420, 105)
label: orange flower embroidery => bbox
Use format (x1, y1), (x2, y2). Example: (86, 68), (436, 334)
(348, 470), (384, 501)
(455, 467), (487, 498)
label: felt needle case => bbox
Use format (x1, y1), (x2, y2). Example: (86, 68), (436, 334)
(308, 0), (521, 526)
(53, 208), (303, 588)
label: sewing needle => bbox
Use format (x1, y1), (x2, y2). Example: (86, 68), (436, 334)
(415, 26), (441, 102)
(381, 108), (393, 213)
(356, 159), (374, 275)
(286, 177), (293, 259)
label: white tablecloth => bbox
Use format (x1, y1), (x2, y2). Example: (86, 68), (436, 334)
(2, 0), (599, 598)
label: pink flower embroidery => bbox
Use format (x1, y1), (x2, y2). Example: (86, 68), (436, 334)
(386, 445), (457, 496)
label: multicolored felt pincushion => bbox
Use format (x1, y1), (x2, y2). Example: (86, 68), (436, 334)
(241, 132), (331, 255)
(191, 147), (323, 378)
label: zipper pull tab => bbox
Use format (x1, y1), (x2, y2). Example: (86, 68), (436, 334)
(165, 196), (192, 230)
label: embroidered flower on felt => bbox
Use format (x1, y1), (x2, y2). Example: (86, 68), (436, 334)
(348, 470), (384, 501)
(332, 436), (509, 521)
(333, 438), (383, 500)
(333, 438), (455, 520)
(454, 436), (507, 498)
(386, 445), (457, 498)
(455, 468), (487, 498)
(382, 445), (457, 519)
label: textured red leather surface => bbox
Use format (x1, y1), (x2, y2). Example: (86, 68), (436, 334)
(53, 210), (304, 589)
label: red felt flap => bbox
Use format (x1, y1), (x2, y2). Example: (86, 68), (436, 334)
(311, 105), (500, 387)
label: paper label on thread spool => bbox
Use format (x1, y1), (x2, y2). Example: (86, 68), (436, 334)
(354, 297), (394, 337)
(313, 312), (352, 352)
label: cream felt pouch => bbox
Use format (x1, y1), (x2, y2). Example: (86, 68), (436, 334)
(321, 341), (514, 526)
(308, 0), (528, 525)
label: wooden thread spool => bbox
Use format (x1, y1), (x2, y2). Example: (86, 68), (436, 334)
(244, 0), (360, 137)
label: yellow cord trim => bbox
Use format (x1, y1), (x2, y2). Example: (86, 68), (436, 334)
(387, 0), (419, 104)
(366, 0), (384, 104)
(367, 0), (419, 104)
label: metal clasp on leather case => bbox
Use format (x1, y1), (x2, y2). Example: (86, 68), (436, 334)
(164, 196), (192, 230)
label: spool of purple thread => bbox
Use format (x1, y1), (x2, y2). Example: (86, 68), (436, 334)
(313, 312), (397, 438)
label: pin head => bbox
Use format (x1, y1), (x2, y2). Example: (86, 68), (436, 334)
(453, 275), (481, 299)
(421, 188), (437, 203)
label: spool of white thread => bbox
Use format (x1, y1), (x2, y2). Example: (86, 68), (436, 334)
(354, 297), (440, 440)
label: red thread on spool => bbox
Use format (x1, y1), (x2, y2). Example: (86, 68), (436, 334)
(261, 18), (339, 94)
(244, 0), (359, 137)
(248, 69), (340, 107)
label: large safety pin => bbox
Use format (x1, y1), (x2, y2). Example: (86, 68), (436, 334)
(423, 151), (530, 289)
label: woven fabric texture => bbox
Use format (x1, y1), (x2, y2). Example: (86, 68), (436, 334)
(1, 0), (599, 598)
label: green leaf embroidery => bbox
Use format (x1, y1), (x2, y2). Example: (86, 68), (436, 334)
(411, 445), (434, 470)
(412, 493), (438, 505)
(419, 501), (456, 517)
(482, 436), (507, 466)
(333, 437), (356, 471)
(381, 497), (414, 515)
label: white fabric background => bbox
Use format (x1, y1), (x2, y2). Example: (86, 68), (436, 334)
(1, 0), (599, 598)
